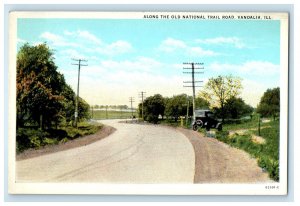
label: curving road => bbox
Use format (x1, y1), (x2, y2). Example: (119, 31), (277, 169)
(16, 119), (195, 183)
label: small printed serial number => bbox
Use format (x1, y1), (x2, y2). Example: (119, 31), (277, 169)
(265, 185), (279, 189)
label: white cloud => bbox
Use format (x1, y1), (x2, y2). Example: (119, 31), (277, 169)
(189, 47), (218, 56)
(41, 30), (132, 57)
(40, 32), (78, 47)
(96, 40), (133, 56)
(63, 30), (102, 45)
(159, 37), (218, 56)
(99, 57), (162, 73)
(196, 37), (245, 48)
(209, 61), (280, 77)
(77, 30), (102, 45)
(107, 40), (132, 53)
(159, 38), (187, 52)
(60, 49), (88, 60)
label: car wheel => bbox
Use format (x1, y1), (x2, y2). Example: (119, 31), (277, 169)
(196, 120), (203, 128)
(192, 124), (198, 131)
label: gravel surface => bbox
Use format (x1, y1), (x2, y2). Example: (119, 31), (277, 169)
(177, 127), (272, 183)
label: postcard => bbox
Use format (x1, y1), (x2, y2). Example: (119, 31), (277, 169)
(8, 11), (288, 195)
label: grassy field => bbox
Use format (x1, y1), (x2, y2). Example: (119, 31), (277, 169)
(215, 118), (280, 181)
(92, 110), (138, 120)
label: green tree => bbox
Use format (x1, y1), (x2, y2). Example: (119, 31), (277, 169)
(195, 97), (210, 110)
(17, 43), (90, 128)
(143, 94), (165, 123)
(165, 94), (210, 122)
(213, 97), (253, 119)
(200, 75), (242, 122)
(257, 87), (280, 120)
(165, 94), (187, 122)
(61, 83), (90, 124)
(17, 43), (65, 129)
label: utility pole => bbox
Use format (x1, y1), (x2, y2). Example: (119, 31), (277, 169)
(186, 98), (189, 127)
(139, 91), (146, 120)
(129, 97), (135, 118)
(72, 58), (88, 127)
(183, 62), (204, 124)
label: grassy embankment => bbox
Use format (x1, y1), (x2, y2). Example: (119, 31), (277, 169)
(215, 117), (279, 181)
(16, 121), (102, 153)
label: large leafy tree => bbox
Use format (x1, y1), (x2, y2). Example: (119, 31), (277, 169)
(257, 87), (280, 120)
(17, 43), (66, 128)
(165, 94), (187, 122)
(143, 94), (165, 123)
(213, 97), (253, 119)
(200, 75), (242, 122)
(17, 43), (90, 128)
(164, 94), (209, 122)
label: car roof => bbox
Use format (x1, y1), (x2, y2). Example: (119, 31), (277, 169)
(195, 109), (211, 112)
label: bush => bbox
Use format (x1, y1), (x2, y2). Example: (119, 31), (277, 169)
(43, 137), (59, 145)
(16, 128), (49, 152)
(16, 122), (102, 153)
(146, 114), (159, 124)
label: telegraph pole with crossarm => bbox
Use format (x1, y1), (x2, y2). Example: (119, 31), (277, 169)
(129, 97), (135, 118)
(72, 58), (88, 127)
(183, 62), (204, 124)
(139, 91), (146, 120)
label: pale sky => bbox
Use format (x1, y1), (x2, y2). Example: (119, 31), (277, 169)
(17, 17), (280, 108)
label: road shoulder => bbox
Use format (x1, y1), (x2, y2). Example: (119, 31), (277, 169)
(177, 127), (272, 183)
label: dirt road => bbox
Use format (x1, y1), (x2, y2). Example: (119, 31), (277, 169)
(178, 128), (272, 183)
(16, 119), (195, 183)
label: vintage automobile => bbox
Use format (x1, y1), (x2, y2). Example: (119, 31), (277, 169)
(192, 109), (222, 131)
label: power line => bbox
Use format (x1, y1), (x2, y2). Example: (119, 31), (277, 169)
(139, 91), (146, 120)
(183, 62), (204, 124)
(72, 58), (88, 127)
(129, 97), (135, 118)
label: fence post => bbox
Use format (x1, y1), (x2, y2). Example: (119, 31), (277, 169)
(258, 115), (261, 136)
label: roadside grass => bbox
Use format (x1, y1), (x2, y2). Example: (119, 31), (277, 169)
(222, 116), (266, 131)
(92, 110), (138, 119)
(16, 121), (102, 153)
(215, 119), (279, 181)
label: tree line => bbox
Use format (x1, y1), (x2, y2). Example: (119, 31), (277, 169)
(138, 75), (280, 124)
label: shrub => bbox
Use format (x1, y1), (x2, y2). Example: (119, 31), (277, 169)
(60, 137), (69, 144)
(16, 128), (49, 152)
(16, 122), (102, 153)
(43, 137), (59, 145)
